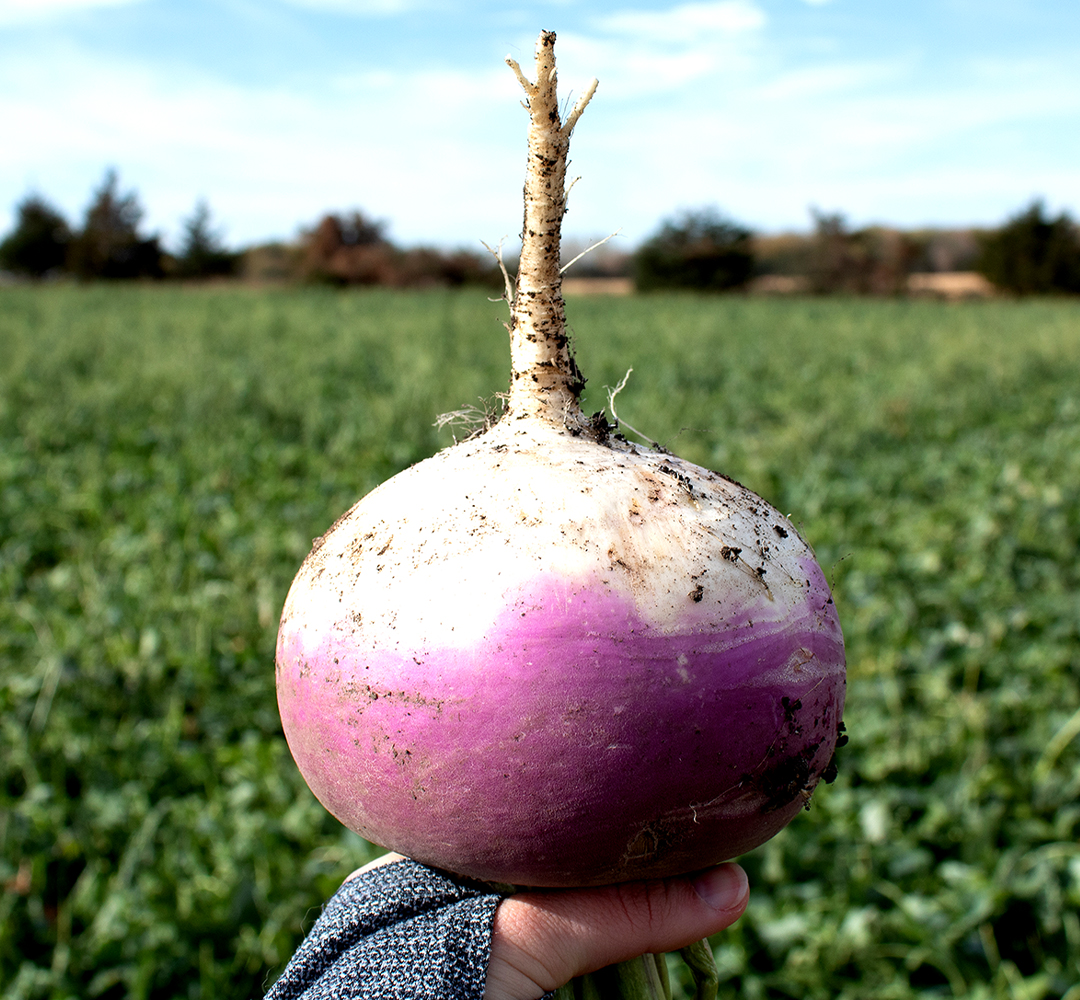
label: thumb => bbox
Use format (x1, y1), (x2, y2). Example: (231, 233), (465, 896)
(484, 864), (749, 1000)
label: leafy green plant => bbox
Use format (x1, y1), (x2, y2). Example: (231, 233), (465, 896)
(1, 287), (1078, 999)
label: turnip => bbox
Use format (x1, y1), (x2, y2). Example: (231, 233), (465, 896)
(276, 28), (845, 993)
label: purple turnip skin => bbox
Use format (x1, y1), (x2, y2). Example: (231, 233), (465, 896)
(276, 420), (845, 887)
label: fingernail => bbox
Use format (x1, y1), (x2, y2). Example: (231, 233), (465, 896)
(691, 864), (748, 911)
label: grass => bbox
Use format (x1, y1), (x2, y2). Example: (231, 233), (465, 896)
(1, 284), (1078, 999)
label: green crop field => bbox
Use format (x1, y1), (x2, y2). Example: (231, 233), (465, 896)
(2, 284), (1078, 1000)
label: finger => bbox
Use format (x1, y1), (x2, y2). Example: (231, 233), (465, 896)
(484, 864), (748, 1000)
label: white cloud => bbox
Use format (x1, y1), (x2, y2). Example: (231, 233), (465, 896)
(0, 0), (142, 24)
(597, 0), (766, 41)
(0, 44), (529, 247)
(575, 45), (1080, 234)
(551, 1), (767, 98)
(277, 0), (430, 15)
(753, 60), (904, 102)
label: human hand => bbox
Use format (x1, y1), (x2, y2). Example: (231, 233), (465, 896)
(484, 864), (748, 1000)
(344, 854), (748, 1000)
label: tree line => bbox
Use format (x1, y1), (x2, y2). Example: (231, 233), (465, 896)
(631, 203), (1080, 296)
(0, 170), (238, 281)
(0, 169), (502, 289)
(3, 169), (1079, 295)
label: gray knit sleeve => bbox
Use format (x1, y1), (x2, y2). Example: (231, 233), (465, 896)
(265, 858), (505, 1000)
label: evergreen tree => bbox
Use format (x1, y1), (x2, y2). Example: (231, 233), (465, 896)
(0, 195), (71, 277)
(175, 199), (238, 279)
(68, 169), (163, 280)
(634, 208), (753, 292)
(977, 201), (1080, 294)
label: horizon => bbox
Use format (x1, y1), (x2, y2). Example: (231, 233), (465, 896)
(3, 0), (1079, 254)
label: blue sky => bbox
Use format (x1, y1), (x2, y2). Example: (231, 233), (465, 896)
(2, 0), (1078, 252)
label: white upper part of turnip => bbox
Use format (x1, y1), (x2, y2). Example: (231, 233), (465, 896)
(286, 419), (827, 661)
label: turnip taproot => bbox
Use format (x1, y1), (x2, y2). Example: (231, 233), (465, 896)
(277, 32), (845, 891)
